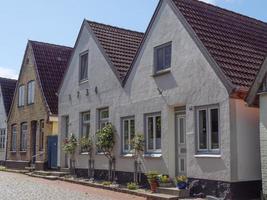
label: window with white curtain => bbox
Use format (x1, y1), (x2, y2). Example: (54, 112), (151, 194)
(18, 85), (25, 106)
(27, 81), (35, 104)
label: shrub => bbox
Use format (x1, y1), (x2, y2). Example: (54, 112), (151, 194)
(80, 136), (93, 153)
(62, 133), (78, 155)
(102, 181), (112, 186)
(127, 182), (139, 190)
(175, 175), (187, 184)
(159, 174), (171, 183)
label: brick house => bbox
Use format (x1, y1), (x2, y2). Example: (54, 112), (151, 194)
(58, 0), (266, 198)
(6, 41), (72, 170)
(0, 77), (17, 165)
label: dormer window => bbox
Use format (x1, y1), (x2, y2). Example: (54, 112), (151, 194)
(79, 51), (88, 82)
(18, 85), (25, 107)
(154, 42), (172, 73)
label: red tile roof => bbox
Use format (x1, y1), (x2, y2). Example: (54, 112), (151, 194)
(87, 20), (144, 80)
(172, 0), (267, 90)
(30, 41), (73, 115)
(0, 77), (17, 115)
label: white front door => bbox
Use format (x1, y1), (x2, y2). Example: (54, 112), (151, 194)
(176, 112), (187, 176)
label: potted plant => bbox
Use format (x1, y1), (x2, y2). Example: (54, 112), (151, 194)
(62, 133), (78, 174)
(175, 175), (188, 189)
(158, 174), (173, 187)
(146, 171), (159, 193)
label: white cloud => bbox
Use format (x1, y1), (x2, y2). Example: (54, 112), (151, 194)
(0, 67), (18, 79)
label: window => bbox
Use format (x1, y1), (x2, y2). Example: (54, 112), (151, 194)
(98, 108), (109, 130)
(154, 42), (172, 72)
(0, 129), (5, 150)
(81, 112), (90, 138)
(196, 105), (219, 153)
(11, 125), (17, 151)
(39, 120), (44, 151)
(145, 113), (161, 153)
(122, 117), (135, 153)
(20, 123), (27, 151)
(18, 85), (25, 106)
(79, 52), (88, 82)
(27, 81), (35, 104)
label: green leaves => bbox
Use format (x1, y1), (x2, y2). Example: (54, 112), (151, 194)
(63, 133), (78, 155)
(96, 123), (115, 159)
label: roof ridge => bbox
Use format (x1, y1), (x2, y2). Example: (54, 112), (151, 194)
(191, 0), (267, 27)
(86, 19), (145, 35)
(29, 40), (73, 49)
(0, 77), (17, 82)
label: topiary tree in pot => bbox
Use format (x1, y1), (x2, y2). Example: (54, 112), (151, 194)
(131, 134), (144, 184)
(80, 135), (94, 179)
(96, 123), (116, 181)
(62, 133), (78, 174)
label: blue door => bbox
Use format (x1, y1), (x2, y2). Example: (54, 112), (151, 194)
(47, 136), (58, 169)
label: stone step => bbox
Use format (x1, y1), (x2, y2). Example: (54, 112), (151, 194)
(26, 172), (58, 180)
(146, 193), (179, 200)
(157, 187), (190, 198)
(60, 168), (71, 173)
(34, 170), (69, 177)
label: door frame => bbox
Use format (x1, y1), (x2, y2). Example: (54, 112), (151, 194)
(175, 108), (186, 176)
(31, 121), (37, 164)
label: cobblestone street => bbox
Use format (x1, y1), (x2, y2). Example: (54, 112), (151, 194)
(0, 171), (145, 200)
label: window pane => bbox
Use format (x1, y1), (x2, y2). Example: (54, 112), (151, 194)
(80, 53), (88, 81)
(198, 110), (207, 149)
(12, 126), (16, 151)
(100, 110), (109, 119)
(130, 119), (135, 150)
(210, 109), (219, 149)
(156, 116), (161, 149)
(179, 118), (185, 144)
(165, 45), (171, 68)
(123, 120), (129, 151)
(157, 48), (164, 71)
(82, 112), (90, 138)
(147, 117), (154, 150)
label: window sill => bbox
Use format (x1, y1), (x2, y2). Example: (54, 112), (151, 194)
(152, 69), (171, 77)
(143, 153), (162, 158)
(194, 154), (221, 158)
(19, 151), (27, 154)
(120, 154), (134, 158)
(80, 152), (90, 155)
(79, 79), (89, 85)
(27, 103), (34, 106)
(10, 151), (16, 154)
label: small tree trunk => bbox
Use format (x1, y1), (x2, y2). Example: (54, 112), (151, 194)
(88, 153), (95, 179)
(108, 159), (112, 181)
(134, 160), (138, 183)
(70, 154), (75, 175)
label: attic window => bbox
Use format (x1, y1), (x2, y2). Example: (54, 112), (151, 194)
(154, 42), (172, 73)
(26, 58), (30, 64)
(79, 51), (88, 82)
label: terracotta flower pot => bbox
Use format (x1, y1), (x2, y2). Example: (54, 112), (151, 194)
(150, 180), (158, 193)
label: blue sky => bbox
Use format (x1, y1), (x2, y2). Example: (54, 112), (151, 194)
(0, 0), (266, 79)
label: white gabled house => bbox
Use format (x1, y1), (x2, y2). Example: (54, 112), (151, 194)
(0, 78), (17, 165)
(58, 0), (266, 198)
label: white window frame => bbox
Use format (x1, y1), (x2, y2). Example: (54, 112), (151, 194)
(81, 111), (90, 138)
(11, 125), (17, 151)
(145, 112), (161, 154)
(98, 108), (109, 130)
(121, 117), (135, 154)
(18, 85), (25, 106)
(20, 123), (27, 151)
(27, 80), (35, 104)
(196, 105), (220, 154)
(0, 129), (5, 150)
